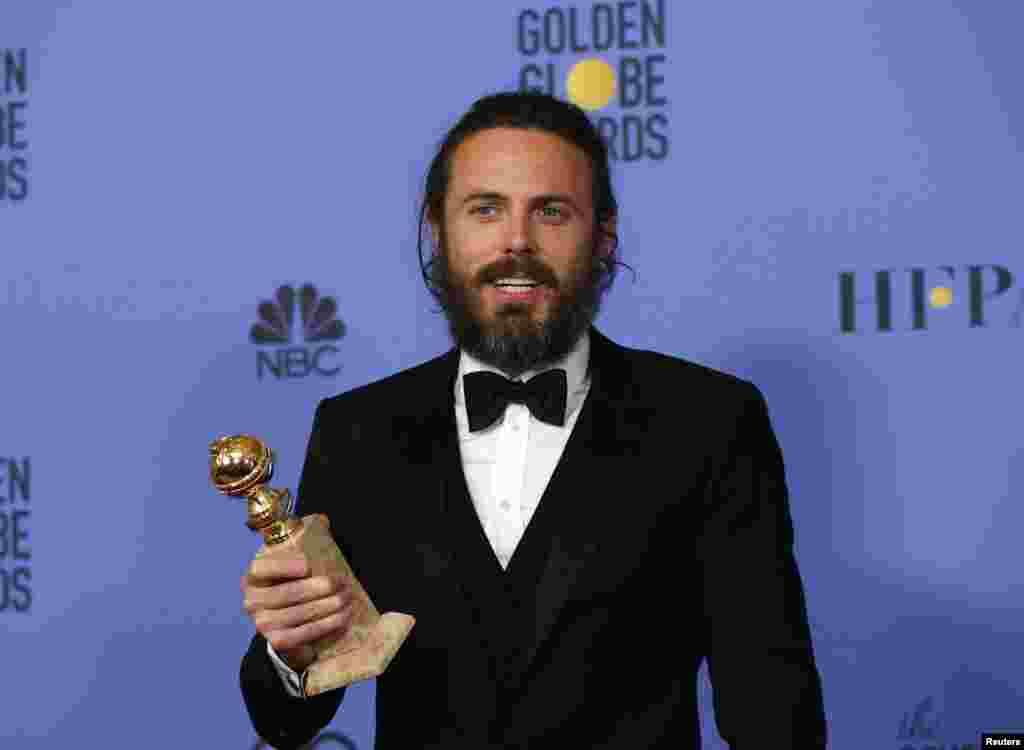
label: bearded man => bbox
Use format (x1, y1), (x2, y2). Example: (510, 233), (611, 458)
(238, 91), (827, 749)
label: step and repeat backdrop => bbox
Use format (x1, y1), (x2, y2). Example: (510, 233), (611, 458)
(3, 1), (1021, 748)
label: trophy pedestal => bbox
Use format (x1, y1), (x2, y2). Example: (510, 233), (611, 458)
(256, 515), (416, 696)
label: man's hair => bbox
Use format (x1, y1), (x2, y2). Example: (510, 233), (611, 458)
(417, 91), (628, 305)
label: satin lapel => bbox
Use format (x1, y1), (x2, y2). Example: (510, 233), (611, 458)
(393, 346), (462, 582)
(399, 346), (503, 678)
(519, 327), (656, 677)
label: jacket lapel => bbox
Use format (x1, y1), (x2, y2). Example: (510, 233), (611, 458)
(396, 346), (505, 679)
(517, 327), (656, 678)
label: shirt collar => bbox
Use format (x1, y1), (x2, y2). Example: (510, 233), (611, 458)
(454, 329), (591, 418)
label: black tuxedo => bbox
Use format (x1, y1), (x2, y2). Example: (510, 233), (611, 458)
(240, 327), (827, 749)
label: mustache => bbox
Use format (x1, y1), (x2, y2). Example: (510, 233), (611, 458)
(476, 257), (559, 288)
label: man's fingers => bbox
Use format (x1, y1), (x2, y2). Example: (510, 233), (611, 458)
(253, 594), (352, 633)
(247, 555), (309, 583)
(265, 608), (354, 653)
(243, 575), (348, 614)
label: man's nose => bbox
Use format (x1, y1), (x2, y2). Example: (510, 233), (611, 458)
(504, 207), (535, 254)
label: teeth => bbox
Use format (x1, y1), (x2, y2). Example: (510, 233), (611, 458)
(494, 277), (538, 286)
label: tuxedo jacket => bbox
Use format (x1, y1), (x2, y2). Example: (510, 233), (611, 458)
(240, 327), (827, 749)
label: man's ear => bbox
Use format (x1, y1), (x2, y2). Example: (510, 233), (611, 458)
(428, 219), (442, 256)
(598, 215), (618, 262)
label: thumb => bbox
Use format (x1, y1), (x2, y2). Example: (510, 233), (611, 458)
(317, 513), (331, 530)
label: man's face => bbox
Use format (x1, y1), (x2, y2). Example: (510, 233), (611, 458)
(431, 127), (611, 377)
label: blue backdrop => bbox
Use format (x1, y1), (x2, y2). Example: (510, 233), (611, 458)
(3, 1), (1021, 748)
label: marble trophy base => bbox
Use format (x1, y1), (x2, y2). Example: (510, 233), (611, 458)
(257, 514), (416, 696)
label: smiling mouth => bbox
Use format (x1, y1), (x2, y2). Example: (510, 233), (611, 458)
(489, 274), (548, 287)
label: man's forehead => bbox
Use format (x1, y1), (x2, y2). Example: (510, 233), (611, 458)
(447, 127), (593, 199)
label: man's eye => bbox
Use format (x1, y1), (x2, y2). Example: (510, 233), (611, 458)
(538, 205), (568, 220)
(471, 205), (497, 217)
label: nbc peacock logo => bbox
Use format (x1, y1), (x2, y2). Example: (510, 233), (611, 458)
(895, 695), (978, 750)
(250, 284), (346, 380)
(252, 730), (357, 749)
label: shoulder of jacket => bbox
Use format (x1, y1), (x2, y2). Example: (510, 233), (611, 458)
(315, 349), (453, 418)
(620, 342), (760, 401)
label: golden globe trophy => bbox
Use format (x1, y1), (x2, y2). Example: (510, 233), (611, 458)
(209, 434), (415, 697)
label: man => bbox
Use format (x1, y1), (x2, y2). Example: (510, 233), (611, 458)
(239, 91), (827, 749)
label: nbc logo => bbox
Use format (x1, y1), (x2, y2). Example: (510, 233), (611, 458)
(250, 284), (346, 379)
(252, 730), (357, 749)
(895, 695), (978, 750)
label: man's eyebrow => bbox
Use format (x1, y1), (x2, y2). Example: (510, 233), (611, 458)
(461, 191), (506, 206)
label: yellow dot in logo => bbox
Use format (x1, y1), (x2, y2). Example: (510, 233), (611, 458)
(930, 287), (954, 308)
(566, 58), (616, 111)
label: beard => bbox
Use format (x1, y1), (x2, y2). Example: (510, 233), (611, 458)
(430, 238), (607, 378)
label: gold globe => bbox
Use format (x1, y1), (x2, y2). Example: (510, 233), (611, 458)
(209, 434), (298, 544)
(209, 435), (274, 496)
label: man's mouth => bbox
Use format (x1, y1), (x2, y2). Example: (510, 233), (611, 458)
(483, 276), (552, 304)
(490, 277), (541, 289)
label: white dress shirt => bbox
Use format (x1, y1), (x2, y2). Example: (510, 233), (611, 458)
(269, 331), (593, 696)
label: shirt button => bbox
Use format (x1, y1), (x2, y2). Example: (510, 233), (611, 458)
(500, 500), (511, 511)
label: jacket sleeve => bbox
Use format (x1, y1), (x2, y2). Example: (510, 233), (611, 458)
(239, 400), (347, 749)
(696, 383), (828, 748)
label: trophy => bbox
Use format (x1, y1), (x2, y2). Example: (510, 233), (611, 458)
(209, 434), (415, 696)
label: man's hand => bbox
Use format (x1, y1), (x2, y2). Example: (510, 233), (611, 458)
(241, 517), (355, 673)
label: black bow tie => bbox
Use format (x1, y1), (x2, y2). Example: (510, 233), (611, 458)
(463, 368), (568, 432)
